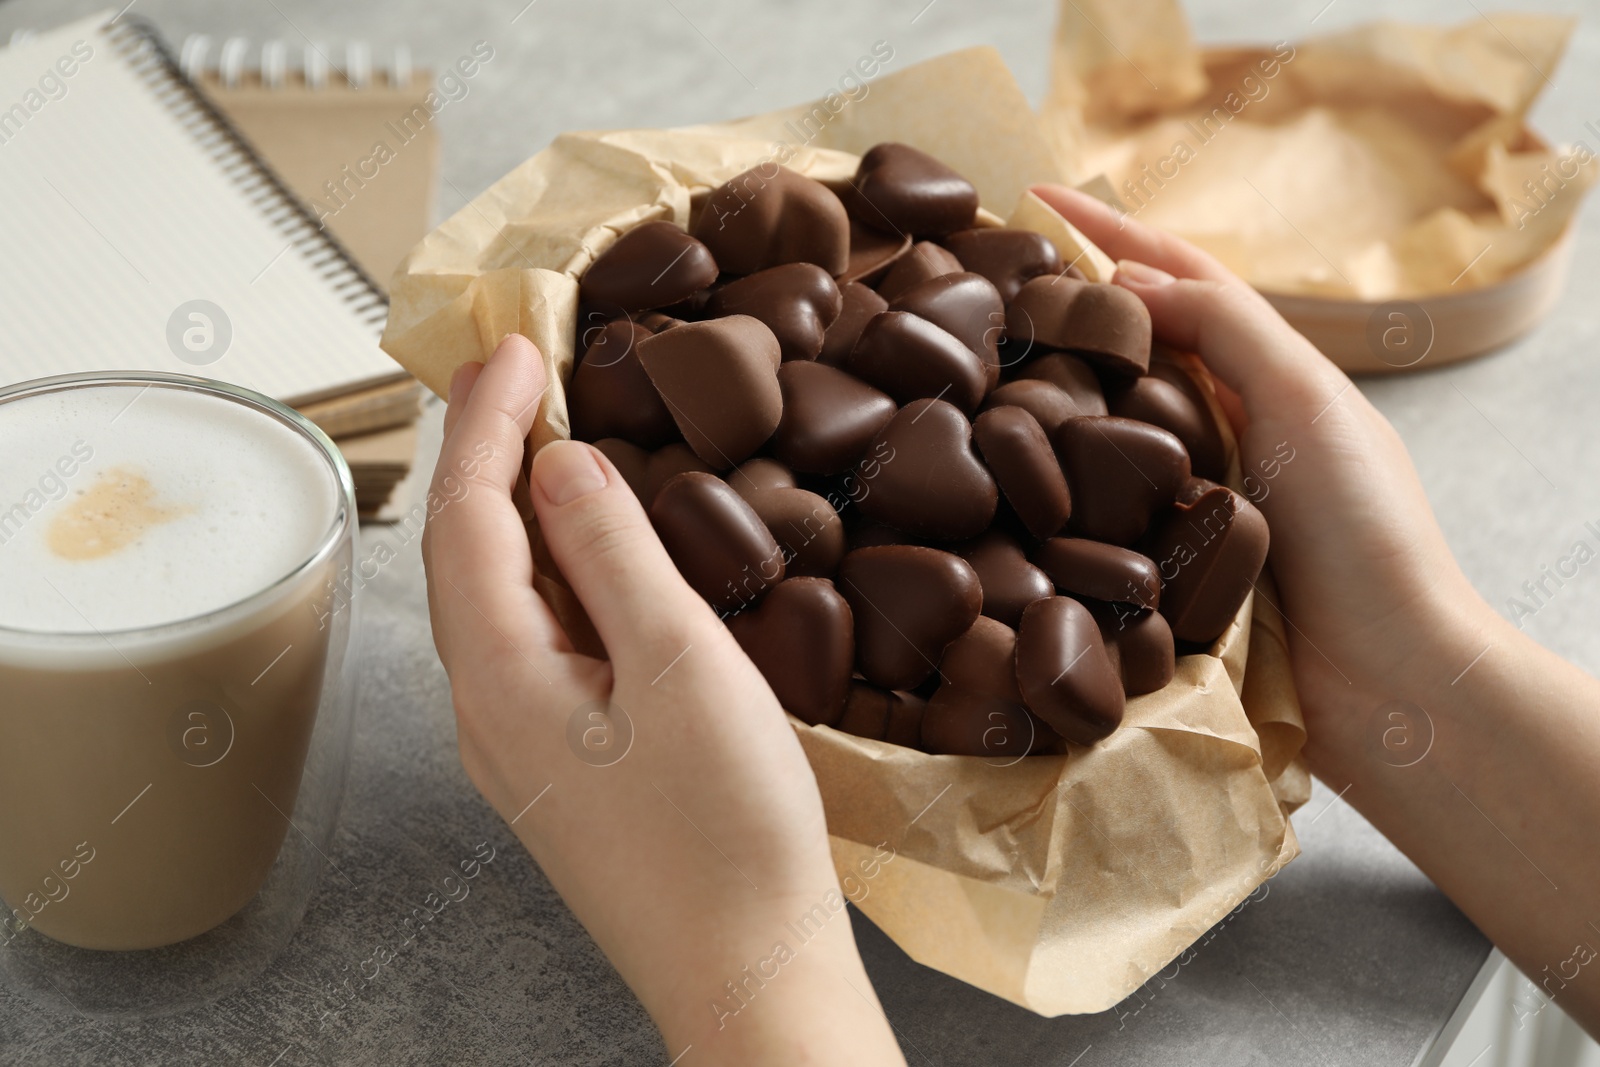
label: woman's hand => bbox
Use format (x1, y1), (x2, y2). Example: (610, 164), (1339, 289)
(421, 335), (906, 1066)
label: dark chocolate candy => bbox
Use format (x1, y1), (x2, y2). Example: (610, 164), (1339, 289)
(981, 380), (1082, 439)
(1033, 537), (1160, 610)
(635, 310), (686, 333)
(1015, 596), (1125, 745)
(773, 361), (897, 475)
(835, 682), (925, 746)
(921, 688), (1039, 758)
(579, 221), (719, 313)
(889, 272), (1005, 390)
(730, 459), (847, 579)
(1176, 475), (1224, 507)
(836, 545), (982, 691)
(1146, 484), (1268, 646)
(851, 520), (918, 548)
(972, 406), (1073, 541)
(635, 315), (782, 468)
(939, 615), (1022, 702)
(1110, 373), (1226, 482)
(884, 691), (927, 749)
(650, 472), (785, 613)
(592, 438), (650, 502)
(855, 398), (998, 541)
(846, 311), (988, 415)
(727, 577), (854, 726)
(705, 263), (843, 363)
(568, 320), (679, 447)
(643, 443), (717, 505)
(691, 165), (849, 276)
(941, 227), (1064, 303)
(874, 241), (964, 303)
(1143, 354), (1228, 480)
(1013, 353), (1108, 417)
(1007, 276), (1152, 376)
(847, 143), (979, 237)
(842, 217), (913, 286)
(1089, 601), (1176, 697)
(820, 281), (889, 367)
(1054, 415), (1191, 545)
(958, 530), (1055, 628)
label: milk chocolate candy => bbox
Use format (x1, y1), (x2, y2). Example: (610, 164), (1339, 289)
(691, 165), (850, 276)
(1014, 353), (1108, 418)
(1033, 537), (1160, 610)
(1055, 416), (1191, 545)
(972, 406), (1072, 541)
(642, 443), (716, 505)
(819, 281), (888, 367)
(941, 227), (1064, 303)
(568, 320), (679, 447)
(1176, 475), (1224, 507)
(921, 688), (1039, 758)
(772, 362), (897, 475)
(705, 263), (843, 363)
(889, 272), (1004, 389)
(981, 380), (1081, 439)
(847, 143), (979, 237)
(836, 545), (982, 691)
(636, 315), (782, 468)
(842, 217), (913, 286)
(730, 459), (847, 579)
(650, 472), (785, 613)
(579, 221), (719, 313)
(1111, 373), (1226, 482)
(727, 577), (853, 726)
(939, 616), (1022, 702)
(855, 399), (998, 541)
(1146, 484), (1268, 646)
(1090, 601), (1176, 697)
(592, 438), (650, 501)
(1015, 596), (1125, 745)
(958, 530), (1055, 628)
(1007, 276), (1153, 376)
(875, 241), (964, 303)
(846, 312), (988, 415)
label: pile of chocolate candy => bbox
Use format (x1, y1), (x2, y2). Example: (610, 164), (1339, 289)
(568, 143), (1268, 757)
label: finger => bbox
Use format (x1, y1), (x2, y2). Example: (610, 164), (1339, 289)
(528, 439), (718, 672)
(425, 334), (565, 663)
(1112, 259), (1348, 420)
(1031, 184), (1235, 283)
(441, 360), (485, 443)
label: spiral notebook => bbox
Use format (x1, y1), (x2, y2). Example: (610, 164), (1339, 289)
(0, 12), (404, 408)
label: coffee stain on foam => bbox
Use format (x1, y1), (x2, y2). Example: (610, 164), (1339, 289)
(46, 466), (192, 561)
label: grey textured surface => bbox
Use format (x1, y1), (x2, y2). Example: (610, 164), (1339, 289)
(5, 0), (1598, 1062)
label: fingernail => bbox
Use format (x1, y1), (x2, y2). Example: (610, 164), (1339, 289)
(1116, 259), (1176, 286)
(533, 440), (608, 506)
(447, 361), (482, 402)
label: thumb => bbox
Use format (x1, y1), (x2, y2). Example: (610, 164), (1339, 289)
(1112, 259), (1348, 421)
(528, 439), (717, 670)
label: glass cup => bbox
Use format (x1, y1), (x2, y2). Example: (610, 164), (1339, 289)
(0, 372), (359, 1018)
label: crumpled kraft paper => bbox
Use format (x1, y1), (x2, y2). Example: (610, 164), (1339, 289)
(381, 45), (1308, 1017)
(1041, 0), (1597, 300)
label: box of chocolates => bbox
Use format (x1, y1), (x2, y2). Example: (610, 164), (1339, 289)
(383, 47), (1307, 1016)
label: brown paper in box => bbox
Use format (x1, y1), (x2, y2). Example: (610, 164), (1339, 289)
(381, 47), (1308, 1016)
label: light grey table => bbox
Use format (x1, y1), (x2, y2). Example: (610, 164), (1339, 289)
(4, 0), (1597, 1063)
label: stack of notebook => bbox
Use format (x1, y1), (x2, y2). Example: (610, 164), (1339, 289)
(0, 15), (439, 520)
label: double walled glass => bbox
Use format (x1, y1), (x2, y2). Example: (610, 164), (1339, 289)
(0, 373), (359, 1018)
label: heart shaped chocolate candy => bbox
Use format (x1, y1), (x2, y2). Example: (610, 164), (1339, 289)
(846, 312), (988, 415)
(835, 682), (925, 747)
(957, 530), (1055, 628)
(1146, 484), (1268, 646)
(875, 241), (964, 303)
(1054, 415), (1191, 545)
(1016, 596), (1125, 745)
(855, 399), (998, 541)
(568, 320), (679, 447)
(972, 406), (1072, 541)
(1007, 276), (1153, 376)
(1033, 537), (1160, 610)
(772, 361), (897, 475)
(728, 577), (854, 726)
(820, 282), (888, 367)
(836, 545), (982, 691)
(939, 616), (1022, 702)
(842, 217), (913, 286)
(729, 458), (847, 579)
(705, 263), (843, 363)
(636, 310), (686, 333)
(847, 143), (979, 237)
(981, 380), (1082, 439)
(941, 227), (1064, 303)
(921, 687), (1043, 758)
(890, 272), (1005, 389)
(1014, 353), (1107, 417)
(641, 443), (716, 506)
(636, 315), (782, 468)
(650, 472), (785, 613)
(591, 439), (650, 501)
(579, 221), (719, 313)
(1133, 357), (1227, 480)
(691, 165), (849, 276)
(1088, 601), (1175, 697)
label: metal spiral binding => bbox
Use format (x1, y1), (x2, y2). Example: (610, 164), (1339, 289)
(107, 17), (389, 332)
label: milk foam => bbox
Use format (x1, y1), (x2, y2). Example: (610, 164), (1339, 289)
(0, 383), (338, 633)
